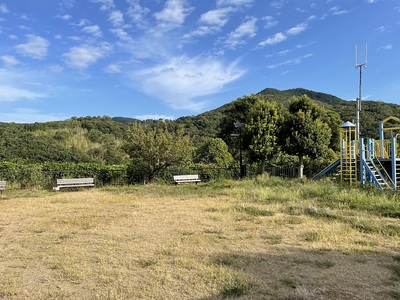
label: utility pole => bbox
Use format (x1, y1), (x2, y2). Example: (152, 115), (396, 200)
(355, 44), (367, 141)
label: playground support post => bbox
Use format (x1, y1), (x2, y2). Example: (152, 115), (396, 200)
(391, 137), (397, 191)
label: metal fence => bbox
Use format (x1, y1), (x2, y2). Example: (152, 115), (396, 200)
(0, 165), (320, 190)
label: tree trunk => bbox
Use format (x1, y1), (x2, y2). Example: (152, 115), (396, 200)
(298, 155), (304, 179)
(261, 157), (266, 174)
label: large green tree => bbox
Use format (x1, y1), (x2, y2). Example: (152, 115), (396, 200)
(245, 98), (283, 173)
(123, 123), (192, 183)
(281, 95), (332, 178)
(194, 138), (234, 168)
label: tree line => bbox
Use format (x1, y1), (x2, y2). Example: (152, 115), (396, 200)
(1, 89), (398, 184)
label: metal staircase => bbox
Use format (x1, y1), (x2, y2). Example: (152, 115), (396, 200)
(396, 160), (400, 190)
(363, 159), (392, 190)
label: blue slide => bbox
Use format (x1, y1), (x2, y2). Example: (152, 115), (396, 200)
(313, 159), (340, 179)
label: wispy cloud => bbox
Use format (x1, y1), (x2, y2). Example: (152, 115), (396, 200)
(153, 0), (193, 32)
(108, 10), (124, 27)
(63, 43), (112, 69)
(330, 6), (349, 15)
(55, 14), (72, 20)
(270, 0), (285, 9)
(259, 32), (286, 46)
(267, 53), (313, 69)
(0, 4), (9, 13)
(378, 44), (392, 51)
(258, 15), (315, 47)
(216, 0), (254, 7)
(0, 108), (67, 123)
(0, 85), (46, 102)
(82, 25), (103, 37)
(15, 35), (50, 60)
(287, 22), (309, 35)
(91, 0), (115, 11)
(263, 16), (278, 29)
(133, 114), (175, 120)
(132, 56), (245, 111)
(221, 17), (257, 49)
(1, 55), (20, 68)
(200, 8), (232, 26)
(126, 0), (150, 29)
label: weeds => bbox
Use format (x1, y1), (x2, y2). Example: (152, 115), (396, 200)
(0, 177), (399, 299)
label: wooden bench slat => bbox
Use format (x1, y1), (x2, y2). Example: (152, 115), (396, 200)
(54, 178), (95, 191)
(173, 175), (201, 184)
(0, 181), (6, 192)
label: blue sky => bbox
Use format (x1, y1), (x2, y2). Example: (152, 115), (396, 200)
(0, 0), (399, 123)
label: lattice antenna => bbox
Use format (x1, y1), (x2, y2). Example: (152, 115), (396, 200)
(355, 44), (367, 141)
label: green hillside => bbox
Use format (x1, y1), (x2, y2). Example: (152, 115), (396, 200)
(0, 87), (399, 165)
(174, 88), (400, 140)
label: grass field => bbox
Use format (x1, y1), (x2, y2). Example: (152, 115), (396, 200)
(0, 176), (399, 299)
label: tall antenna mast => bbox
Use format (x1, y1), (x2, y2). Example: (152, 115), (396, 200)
(355, 44), (367, 141)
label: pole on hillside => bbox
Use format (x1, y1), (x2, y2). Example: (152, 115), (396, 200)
(355, 44), (367, 141)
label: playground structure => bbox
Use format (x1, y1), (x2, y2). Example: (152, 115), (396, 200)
(315, 116), (400, 191)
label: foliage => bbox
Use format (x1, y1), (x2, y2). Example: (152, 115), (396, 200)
(0, 161), (127, 189)
(194, 138), (234, 168)
(244, 97), (283, 173)
(280, 95), (332, 178)
(123, 122), (193, 183)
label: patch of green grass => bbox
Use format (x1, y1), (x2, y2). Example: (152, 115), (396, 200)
(233, 205), (275, 217)
(293, 258), (335, 269)
(388, 290), (400, 300)
(221, 274), (254, 298)
(393, 255), (400, 262)
(348, 219), (400, 237)
(262, 233), (283, 245)
(303, 230), (326, 242)
(389, 264), (400, 279)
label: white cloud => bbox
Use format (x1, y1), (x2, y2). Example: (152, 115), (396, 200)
(216, 0), (254, 7)
(15, 35), (50, 60)
(263, 16), (278, 29)
(126, 0), (150, 28)
(1, 55), (19, 67)
(91, 0), (115, 11)
(259, 32), (287, 47)
(63, 43), (112, 69)
(75, 19), (90, 27)
(0, 108), (67, 123)
(104, 63), (121, 73)
(366, 0), (376, 3)
(0, 85), (46, 102)
(82, 25), (103, 37)
(134, 114), (175, 120)
(110, 28), (134, 42)
(378, 44), (392, 51)
(222, 17), (257, 49)
(267, 53), (313, 69)
(153, 0), (192, 31)
(270, 0), (285, 9)
(330, 6), (349, 15)
(287, 22), (308, 35)
(108, 10), (124, 27)
(200, 8), (232, 26)
(0, 4), (9, 13)
(132, 56), (244, 111)
(56, 14), (72, 20)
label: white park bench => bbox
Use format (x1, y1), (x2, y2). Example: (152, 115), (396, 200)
(173, 175), (201, 184)
(53, 178), (95, 191)
(0, 181), (6, 193)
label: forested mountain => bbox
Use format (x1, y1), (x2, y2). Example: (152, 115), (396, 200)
(174, 88), (400, 140)
(0, 88), (399, 165)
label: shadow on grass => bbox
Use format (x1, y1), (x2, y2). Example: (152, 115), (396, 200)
(197, 247), (400, 300)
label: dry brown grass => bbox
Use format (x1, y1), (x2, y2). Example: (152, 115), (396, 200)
(0, 182), (399, 299)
